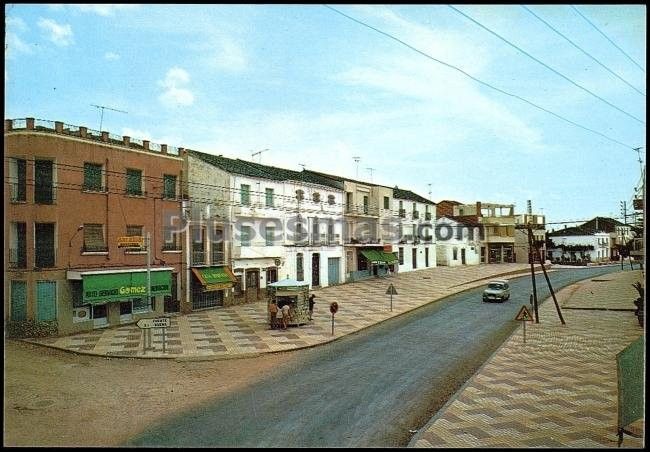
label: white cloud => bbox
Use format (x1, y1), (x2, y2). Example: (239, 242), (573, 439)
(38, 18), (74, 46)
(5, 17), (32, 57)
(158, 67), (195, 107)
(70, 4), (138, 16)
(104, 52), (120, 61)
(205, 36), (248, 72)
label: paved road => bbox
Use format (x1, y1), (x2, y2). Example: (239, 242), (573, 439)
(127, 266), (622, 447)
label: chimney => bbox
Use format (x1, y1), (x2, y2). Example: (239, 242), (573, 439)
(143, 140), (150, 151)
(26, 117), (35, 130)
(101, 131), (109, 142)
(476, 201), (482, 217)
(161, 144), (168, 155)
(123, 136), (130, 146)
(55, 121), (63, 133)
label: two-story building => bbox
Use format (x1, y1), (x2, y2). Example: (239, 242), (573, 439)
(5, 118), (184, 336)
(187, 151), (345, 303)
(435, 215), (481, 266)
(547, 224), (611, 263)
(514, 213), (547, 264)
(392, 187), (437, 272)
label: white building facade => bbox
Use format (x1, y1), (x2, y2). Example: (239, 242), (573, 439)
(435, 216), (481, 266)
(392, 188), (437, 272)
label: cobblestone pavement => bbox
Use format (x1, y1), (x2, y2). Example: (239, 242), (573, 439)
(410, 269), (645, 449)
(25, 263), (540, 359)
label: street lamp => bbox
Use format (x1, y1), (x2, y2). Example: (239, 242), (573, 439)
(68, 225), (84, 267)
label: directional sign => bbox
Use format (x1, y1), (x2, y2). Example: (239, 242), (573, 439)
(136, 317), (171, 329)
(515, 305), (534, 322)
(385, 284), (398, 295)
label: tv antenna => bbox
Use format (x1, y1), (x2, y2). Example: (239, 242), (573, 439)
(353, 156), (360, 178)
(90, 104), (127, 131)
(366, 167), (375, 182)
(298, 163), (306, 170)
(427, 183), (432, 200)
(250, 148), (270, 163)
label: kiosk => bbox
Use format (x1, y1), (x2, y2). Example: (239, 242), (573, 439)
(267, 278), (310, 327)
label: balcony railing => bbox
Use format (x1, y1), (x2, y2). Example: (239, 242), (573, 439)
(9, 248), (27, 268)
(211, 250), (226, 265)
(346, 205), (379, 216)
(34, 186), (56, 204)
(412, 211), (420, 219)
(34, 250), (55, 268)
(192, 249), (206, 265)
(162, 242), (182, 251)
(425, 212), (432, 221)
(82, 183), (107, 193)
(399, 209), (406, 218)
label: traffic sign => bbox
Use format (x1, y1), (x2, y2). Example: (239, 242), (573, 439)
(329, 302), (339, 314)
(515, 305), (534, 322)
(385, 284), (398, 295)
(136, 317), (171, 329)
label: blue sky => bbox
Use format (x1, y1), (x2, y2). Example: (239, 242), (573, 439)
(5, 4), (646, 225)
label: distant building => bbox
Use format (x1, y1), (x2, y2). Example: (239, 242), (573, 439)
(435, 216), (480, 266)
(514, 213), (546, 264)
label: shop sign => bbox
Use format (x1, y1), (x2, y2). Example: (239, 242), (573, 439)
(82, 270), (171, 304)
(117, 236), (145, 248)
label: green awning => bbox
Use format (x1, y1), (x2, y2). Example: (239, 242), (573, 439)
(192, 266), (237, 291)
(361, 250), (397, 264)
(82, 270), (172, 304)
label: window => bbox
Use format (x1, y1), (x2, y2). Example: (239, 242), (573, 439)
(35, 160), (55, 204)
(296, 189), (305, 201)
(10, 158), (27, 202)
(10, 222), (27, 268)
(163, 224), (182, 251)
(313, 192), (321, 203)
(453, 247), (458, 260)
(126, 225), (143, 237)
(83, 162), (104, 191)
(83, 224), (107, 252)
(328, 195), (335, 205)
(297, 253), (304, 281)
(241, 225), (252, 246)
(265, 226), (275, 246)
(398, 247), (404, 265)
(327, 220), (334, 244)
(132, 297), (153, 314)
(412, 248), (417, 269)
(265, 188), (274, 207)
(241, 184), (250, 206)
(163, 175), (177, 199)
(35, 223), (55, 268)
(384, 196), (389, 209)
(11, 280), (27, 321)
(126, 168), (143, 196)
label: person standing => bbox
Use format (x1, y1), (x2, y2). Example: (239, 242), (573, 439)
(268, 301), (278, 329)
(308, 294), (316, 321)
(281, 303), (291, 330)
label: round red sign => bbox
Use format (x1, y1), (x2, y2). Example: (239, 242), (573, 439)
(330, 302), (339, 314)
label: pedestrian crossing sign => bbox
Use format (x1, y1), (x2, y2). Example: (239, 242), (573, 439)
(515, 305), (534, 322)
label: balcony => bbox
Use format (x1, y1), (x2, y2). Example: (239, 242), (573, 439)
(412, 211), (420, 220)
(34, 249), (55, 268)
(162, 243), (182, 252)
(346, 236), (380, 245)
(192, 249), (206, 265)
(211, 250), (226, 265)
(34, 186), (57, 205)
(425, 212), (432, 221)
(346, 205), (379, 217)
(8, 248), (27, 268)
(398, 209), (406, 218)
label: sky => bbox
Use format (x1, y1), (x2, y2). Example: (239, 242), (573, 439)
(4, 4), (646, 227)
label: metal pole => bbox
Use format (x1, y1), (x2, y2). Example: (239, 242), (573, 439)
(162, 327), (166, 353)
(527, 226), (539, 323)
(147, 231), (153, 350)
(535, 245), (566, 325)
(331, 314), (334, 336)
(390, 292), (393, 312)
(523, 320), (526, 344)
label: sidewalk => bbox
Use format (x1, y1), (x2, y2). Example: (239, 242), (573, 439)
(25, 263), (538, 359)
(410, 269), (645, 448)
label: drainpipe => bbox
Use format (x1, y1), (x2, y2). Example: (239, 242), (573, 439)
(105, 158), (109, 261)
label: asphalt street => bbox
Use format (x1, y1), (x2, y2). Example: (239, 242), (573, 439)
(126, 266), (623, 447)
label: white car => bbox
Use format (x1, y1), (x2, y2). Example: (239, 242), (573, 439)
(482, 280), (510, 303)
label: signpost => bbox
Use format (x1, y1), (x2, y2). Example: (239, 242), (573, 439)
(515, 305), (534, 343)
(329, 302), (338, 335)
(136, 317), (171, 353)
(386, 283), (398, 311)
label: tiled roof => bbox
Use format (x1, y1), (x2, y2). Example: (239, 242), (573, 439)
(438, 215), (481, 227)
(302, 169), (389, 189)
(548, 217), (628, 237)
(393, 187), (435, 205)
(436, 200), (462, 205)
(189, 150), (342, 189)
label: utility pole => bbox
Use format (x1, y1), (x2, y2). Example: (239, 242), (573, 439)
(353, 157), (360, 179)
(534, 240), (566, 325)
(527, 225), (540, 323)
(90, 104), (127, 131)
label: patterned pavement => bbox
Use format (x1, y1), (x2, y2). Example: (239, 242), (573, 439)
(26, 263), (539, 359)
(410, 269), (645, 449)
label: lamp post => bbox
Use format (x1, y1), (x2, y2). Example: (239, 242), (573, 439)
(68, 225), (84, 267)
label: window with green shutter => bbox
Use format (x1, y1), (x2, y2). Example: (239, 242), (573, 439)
(266, 226), (275, 246)
(11, 280), (27, 321)
(126, 168), (143, 196)
(83, 162), (103, 191)
(241, 184), (250, 206)
(36, 281), (57, 321)
(163, 175), (177, 199)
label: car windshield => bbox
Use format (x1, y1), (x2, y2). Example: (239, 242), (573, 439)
(488, 283), (504, 290)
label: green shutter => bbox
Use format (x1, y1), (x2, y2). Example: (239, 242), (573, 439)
(11, 280), (27, 321)
(126, 169), (142, 195)
(241, 184), (250, 206)
(164, 175), (176, 199)
(84, 163), (103, 191)
(36, 281), (57, 321)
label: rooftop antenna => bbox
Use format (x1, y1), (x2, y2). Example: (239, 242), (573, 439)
(90, 104), (127, 131)
(250, 148), (270, 163)
(353, 156), (360, 178)
(366, 167), (375, 183)
(427, 183), (432, 200)
(298, 163), (306, 170)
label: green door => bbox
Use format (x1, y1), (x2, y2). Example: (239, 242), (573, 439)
(36, 281), (57, 321)
(11, 280), (27, 321)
